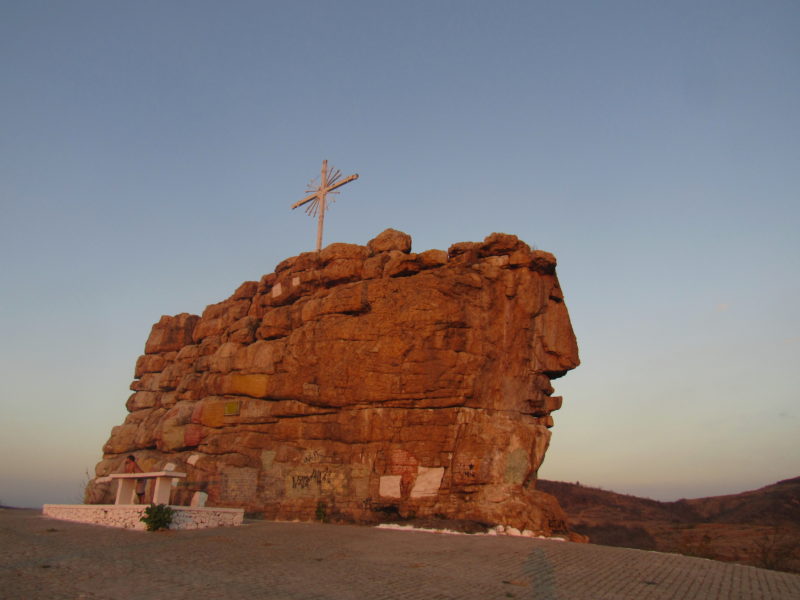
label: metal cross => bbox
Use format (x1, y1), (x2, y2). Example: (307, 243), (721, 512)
(291, 159), (359, 252)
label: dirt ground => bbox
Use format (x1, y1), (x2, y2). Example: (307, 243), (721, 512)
(2, 508), (800, 600)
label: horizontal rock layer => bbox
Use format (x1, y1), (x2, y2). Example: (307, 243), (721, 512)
(86, 229), (579, 535)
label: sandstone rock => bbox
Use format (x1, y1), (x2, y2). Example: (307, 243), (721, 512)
(319, 242), (370, 263)
(274, 251), (320, 275)
(367, 228), (412, 254)
(135, 354), (167, 378)
(530, 250), (557, 274)
(383, 251), (422, 278)
(417, 249), (448, 268)
(479, 232), (530, 257)
(125, 391), (160, 412)
(320, 257), (364, 286)
(88, 230), (579, 537)
(144, 314), (199, 354)
(102, 424), (138, 454)
(362, 253), (391, 279)
(447, 241), (480, 266)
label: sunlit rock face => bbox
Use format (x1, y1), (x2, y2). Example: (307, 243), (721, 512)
(86, 229), (579, 535)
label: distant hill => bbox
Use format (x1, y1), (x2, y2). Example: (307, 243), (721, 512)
(538, 477), (800, 573)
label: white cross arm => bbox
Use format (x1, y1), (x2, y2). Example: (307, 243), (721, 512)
(291, 191), (320, 210)
(326, 173), (359, 193)
(290, 173), (359, 210)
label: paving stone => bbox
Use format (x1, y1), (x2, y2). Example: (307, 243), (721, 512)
(1, 509), (798, 599)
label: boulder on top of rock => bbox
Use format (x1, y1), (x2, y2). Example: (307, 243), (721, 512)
(367, 228), (413, 254)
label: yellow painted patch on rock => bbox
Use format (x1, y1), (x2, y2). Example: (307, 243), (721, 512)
(197, 401), (226, 428)
(223, 373), (272, 398)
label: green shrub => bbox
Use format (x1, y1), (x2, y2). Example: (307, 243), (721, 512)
(315, 501), (328, 523)
(140, 503), (175, 531)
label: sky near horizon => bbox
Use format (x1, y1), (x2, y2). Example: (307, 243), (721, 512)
(1, 1), (798, 508)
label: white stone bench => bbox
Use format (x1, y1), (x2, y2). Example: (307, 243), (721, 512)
(108, 471), (187, 505)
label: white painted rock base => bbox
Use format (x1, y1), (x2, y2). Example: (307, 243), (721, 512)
(42, 504), (244, 530)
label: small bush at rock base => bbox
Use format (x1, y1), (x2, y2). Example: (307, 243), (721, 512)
(140, 503), (175, 531)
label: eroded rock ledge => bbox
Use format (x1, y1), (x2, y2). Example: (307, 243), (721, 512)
(86, 229), (580, 535)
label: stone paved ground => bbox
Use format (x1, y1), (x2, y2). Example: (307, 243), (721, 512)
(1, 509), (799, 599)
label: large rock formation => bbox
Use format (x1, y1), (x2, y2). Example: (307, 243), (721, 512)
(86, 230), (580, 535)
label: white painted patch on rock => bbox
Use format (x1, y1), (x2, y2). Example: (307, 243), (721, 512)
(410, 466), (444, 498)
(379, 475), (402, 498)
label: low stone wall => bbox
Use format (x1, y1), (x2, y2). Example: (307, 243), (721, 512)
(170, 506), (244, 529)
(42, 504), (244, 530)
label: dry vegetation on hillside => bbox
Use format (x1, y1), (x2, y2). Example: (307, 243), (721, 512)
(538, 477), (800, 574)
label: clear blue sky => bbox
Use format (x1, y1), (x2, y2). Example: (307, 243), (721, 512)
(1, 1), (798, 508)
